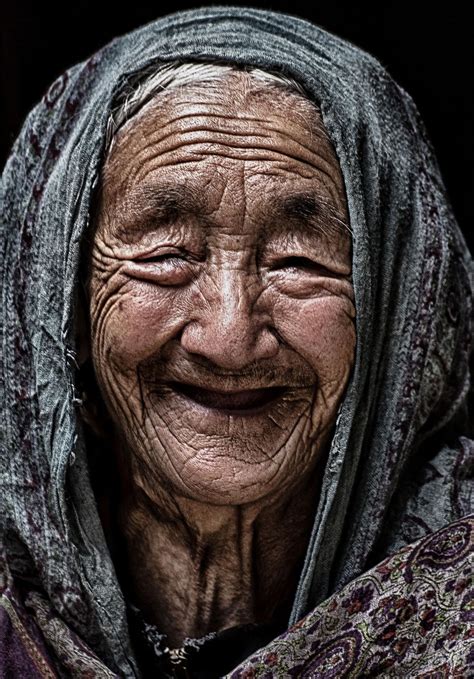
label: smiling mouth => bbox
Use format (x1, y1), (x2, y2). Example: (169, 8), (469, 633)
(169, 382), (287, 414)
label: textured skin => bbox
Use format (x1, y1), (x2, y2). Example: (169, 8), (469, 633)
(1, 5), (472, 676)
(87, 75), (356, 645)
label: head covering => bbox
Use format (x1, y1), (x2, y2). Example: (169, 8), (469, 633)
(1, 5), (472, 677)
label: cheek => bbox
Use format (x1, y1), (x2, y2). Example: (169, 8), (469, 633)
(275, 296), (356, 379)
(91, 280), (185, 369)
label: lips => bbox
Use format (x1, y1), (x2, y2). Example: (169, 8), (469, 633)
(169, 381), (286, 412)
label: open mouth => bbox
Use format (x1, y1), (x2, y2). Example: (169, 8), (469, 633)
(169, 381), (286, 414)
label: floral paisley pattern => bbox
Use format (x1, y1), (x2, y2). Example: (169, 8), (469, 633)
(228, 516), (473, 678)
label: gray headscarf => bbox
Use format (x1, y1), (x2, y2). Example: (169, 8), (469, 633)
(1, 6), (472, 676)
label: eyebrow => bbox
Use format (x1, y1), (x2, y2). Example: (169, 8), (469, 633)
(116, 184), (349, 240)
(130, 185), (203, 224)
(267, 192), (349, 239)
(112, 185), (202, 241)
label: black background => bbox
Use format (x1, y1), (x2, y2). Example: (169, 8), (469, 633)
(1, 1), (472, 251)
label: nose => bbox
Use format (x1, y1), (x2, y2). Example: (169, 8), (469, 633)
(180, 269), (279, 370)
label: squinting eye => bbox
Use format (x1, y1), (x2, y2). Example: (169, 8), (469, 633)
(126, 251), (196, 286)
(139, 254), (187, 264)
(276, 256), (324, 271)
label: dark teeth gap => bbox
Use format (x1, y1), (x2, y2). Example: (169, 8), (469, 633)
(170, 382), (285, 410)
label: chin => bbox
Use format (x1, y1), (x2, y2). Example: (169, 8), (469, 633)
(156, 443), (310, 507)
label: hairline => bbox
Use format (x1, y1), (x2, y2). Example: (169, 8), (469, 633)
(105, 61), (325, 151)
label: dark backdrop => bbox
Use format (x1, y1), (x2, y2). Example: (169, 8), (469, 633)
(1, 1), (472, 251)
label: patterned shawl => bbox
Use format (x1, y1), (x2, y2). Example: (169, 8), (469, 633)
(1, 5), (472, 677)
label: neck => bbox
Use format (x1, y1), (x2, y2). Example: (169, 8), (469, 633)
(98, 445), (323, 648)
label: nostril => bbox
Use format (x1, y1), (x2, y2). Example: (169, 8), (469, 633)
(174, 327), (185, 343)
(267, 325), (283, 347)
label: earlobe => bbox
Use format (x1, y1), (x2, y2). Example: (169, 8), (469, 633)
(76, 355), (112, 441)
(75, 289), (103, 436)
(75, 276), (112, 439)
(76, 283), (91, 367)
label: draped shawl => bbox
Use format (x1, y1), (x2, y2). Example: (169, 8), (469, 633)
(1, 5), (472, 676)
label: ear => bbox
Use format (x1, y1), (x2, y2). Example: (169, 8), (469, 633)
(76, 281), (91, 367)
(75, 282), (106, 438)
(76, 350), (110, 440)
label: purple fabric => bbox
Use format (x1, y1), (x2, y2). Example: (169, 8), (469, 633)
(0, 603), (55, 678)
(227, 516), (474, 677)
(1, 517), (472, 676)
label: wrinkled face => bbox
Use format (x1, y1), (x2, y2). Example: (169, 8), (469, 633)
(88, 75), (356, 506)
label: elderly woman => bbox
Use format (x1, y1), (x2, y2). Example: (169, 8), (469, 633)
(1, 6), (472, 678)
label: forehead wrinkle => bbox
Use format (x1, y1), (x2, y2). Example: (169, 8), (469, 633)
(108, 104), (339, 203)
(135, 118), (325, 159)
(112, 100), (329, 164)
